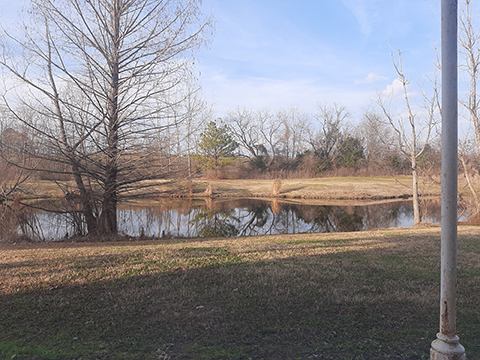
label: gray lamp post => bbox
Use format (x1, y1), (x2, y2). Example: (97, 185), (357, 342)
(430, 1), (466, 359)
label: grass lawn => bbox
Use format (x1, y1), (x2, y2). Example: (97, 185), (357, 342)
(181, 176), (441, 201)
(1, 226), (480, 359)
(22, 176), (448, 202)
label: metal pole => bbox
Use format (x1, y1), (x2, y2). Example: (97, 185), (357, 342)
(430, 1), (466, 359)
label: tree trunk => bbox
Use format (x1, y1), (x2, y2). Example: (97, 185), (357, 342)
(99, 187), (117, 235)
(460, 153), (480, 212)
(98, 0), (121, 235)
(412, 159), (421, 225)
(71, 163), (98, 234)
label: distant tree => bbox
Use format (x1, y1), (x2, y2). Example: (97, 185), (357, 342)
(358, 110), (397, 172)
(258, 109), (282, 166)
(457, 0), (480, 215)
(227, 108), (262, 159)
(276, 106), (309, 159)
(195, 120), (238, 171)
(310, 103), (348, 158)
(0, 109), (37, 206)
(416, 143), (440, 171)
(337, 136), (364, 168)
(0, 128), (33, 204)
(459, 138), (480, 211)
(308, 103), (349, 171)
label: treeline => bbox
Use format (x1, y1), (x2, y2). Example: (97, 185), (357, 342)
(0, 101), (458, 182)
(193, 103), (443, 180)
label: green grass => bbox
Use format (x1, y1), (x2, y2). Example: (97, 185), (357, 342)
(1, 227), (480, 359)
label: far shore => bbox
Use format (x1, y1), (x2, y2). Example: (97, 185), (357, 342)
(23, 175), (451, 204)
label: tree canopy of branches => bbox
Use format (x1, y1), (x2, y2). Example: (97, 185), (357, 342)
(0, 0), (212, 235)
(459, 0), (480, 156)
(457, 0), (480, 213)
(307, 103), (349, 171)
(375, 50), (438, 225)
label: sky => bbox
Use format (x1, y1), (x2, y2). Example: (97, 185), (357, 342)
(197, 0), (442, 122)
(0, 0), (445, 125)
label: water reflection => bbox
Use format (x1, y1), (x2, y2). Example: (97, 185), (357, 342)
(1, 198), (451, 241)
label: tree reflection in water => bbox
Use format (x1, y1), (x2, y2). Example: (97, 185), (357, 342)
(1, 198), (452, 241)
(147, 199), (424, 238)
(192, 210), (239, 238)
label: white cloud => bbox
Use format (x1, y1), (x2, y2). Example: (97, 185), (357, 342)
(381, 78), (403, 97)
(355, 73), (387, 84)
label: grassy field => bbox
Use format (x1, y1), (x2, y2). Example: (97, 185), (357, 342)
(23, 176), (447, 202)
(1, 226), (480, 359)
(202, 176), (441, 200)
(137, 176), (445, 201)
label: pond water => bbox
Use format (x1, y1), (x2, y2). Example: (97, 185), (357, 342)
(3, 197), (451, 241)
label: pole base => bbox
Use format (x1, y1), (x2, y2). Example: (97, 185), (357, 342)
(431, 334), (466, 360)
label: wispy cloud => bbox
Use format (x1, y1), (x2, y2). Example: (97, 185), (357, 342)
(341, 0), (380, 36)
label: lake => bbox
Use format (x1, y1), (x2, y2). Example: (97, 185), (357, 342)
(2, 197), (452, 241)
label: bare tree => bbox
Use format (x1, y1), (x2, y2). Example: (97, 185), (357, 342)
(444, 0), (480, 217)
(258, 109), (282, 166)
(357, 109), (402, 174)
(183, 90), (214, 177)
(359, 111), (386, 163)
(0, 128), (34, 202)
(276, 106), (309, 160)
(227, 107), (263, 159)
(459, 136), (480, 214)
(0, 0), (212, 235)
(375, 49), (438, 225)
(459, 0), (480, 156)
(308, 103), (349, 170)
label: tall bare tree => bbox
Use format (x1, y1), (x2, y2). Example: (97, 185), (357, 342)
(427, 0), (480, 217)
(0, 0), (211, 235)
(459, 0), (480, 156)
(375, 50), (438, 225)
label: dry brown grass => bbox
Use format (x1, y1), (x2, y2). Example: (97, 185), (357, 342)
(0, 232), (381, 295)
(1, 226), (480, 359)
(190, 176), (441, 201)
(22, 175), (444, 202)
(1, 226), (478, 296)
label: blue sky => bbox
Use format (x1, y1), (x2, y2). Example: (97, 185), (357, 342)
(0, 0), (442, 124)
(197, 0), (441, 121)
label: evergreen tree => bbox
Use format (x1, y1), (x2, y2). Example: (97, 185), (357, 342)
(196, 120), (238, 170)
(338, 136), (364, 168)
